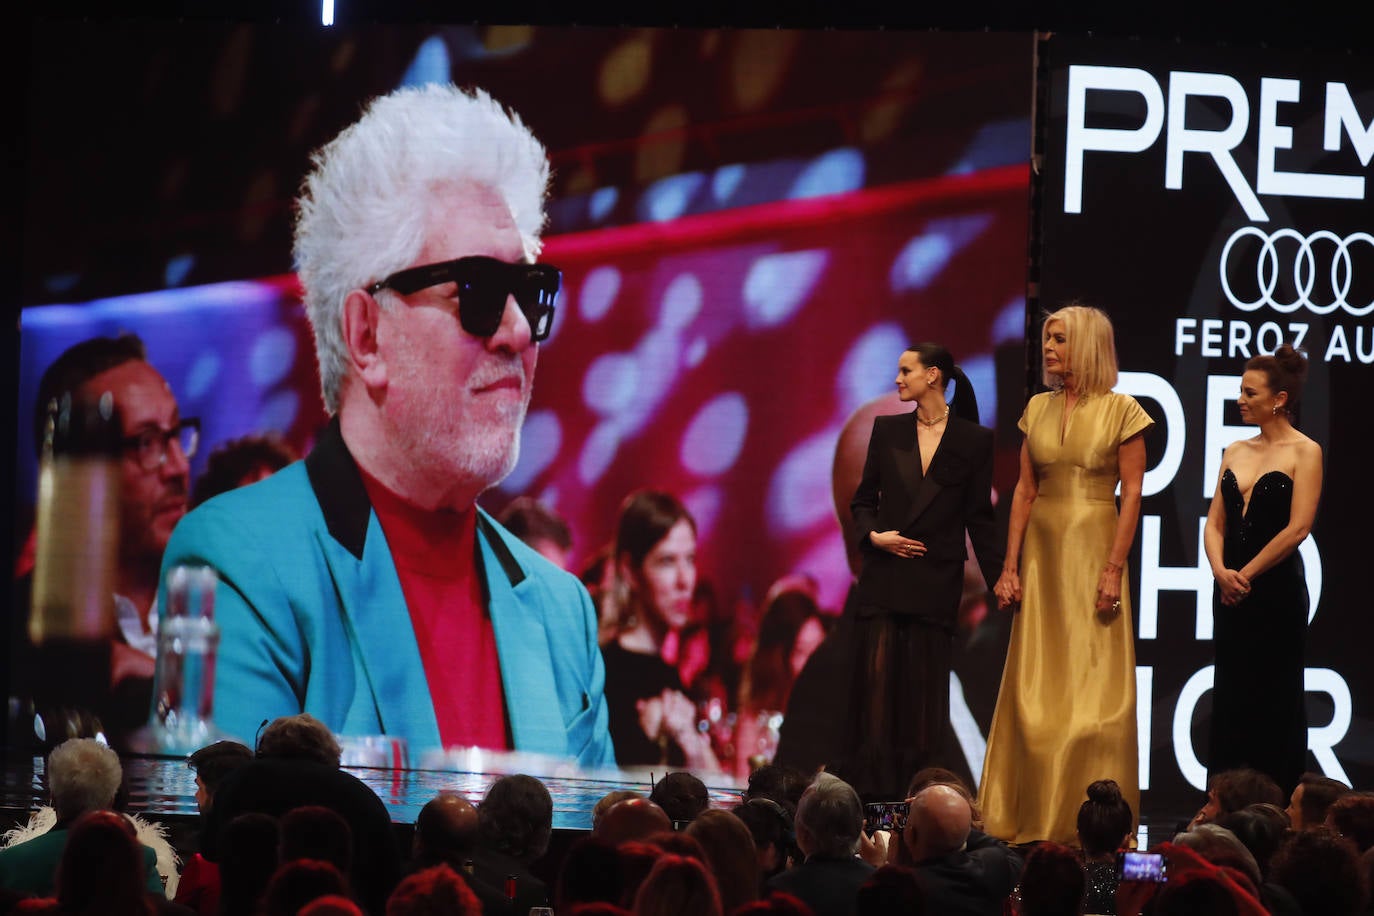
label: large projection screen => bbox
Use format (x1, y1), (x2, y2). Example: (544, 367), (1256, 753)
(9, 24), (1034, 782)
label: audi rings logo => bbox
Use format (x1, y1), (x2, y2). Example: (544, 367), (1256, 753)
(1221, 227), (1374, 316)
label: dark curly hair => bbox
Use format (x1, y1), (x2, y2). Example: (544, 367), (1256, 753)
(1270, 826), (1368, 916)
(191, 433), (299, 507)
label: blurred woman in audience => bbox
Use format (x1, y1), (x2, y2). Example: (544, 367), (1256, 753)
(733, 579), (828, 777)
(632, 855), (722, 916)
(599, 490), (718, 768)
(1015, 842), (1085, 916)
(686, 809), (761, 914)
(54, 811), (159, 916)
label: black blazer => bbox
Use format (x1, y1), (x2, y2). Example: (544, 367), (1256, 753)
(767, 854), (876, 916)
(850, 412), (1001, 622)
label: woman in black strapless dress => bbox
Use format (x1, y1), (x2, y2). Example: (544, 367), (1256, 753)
(1203, 345), (1323, 793)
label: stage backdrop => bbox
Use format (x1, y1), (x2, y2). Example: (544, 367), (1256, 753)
(1036, 34), (1373, 817)
(11, 25), (1033, 775)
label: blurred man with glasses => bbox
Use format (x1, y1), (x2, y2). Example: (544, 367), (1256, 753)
(13, 333), (195, 740)
(160, 84), (614, 767)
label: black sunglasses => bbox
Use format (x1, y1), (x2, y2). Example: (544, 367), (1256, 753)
(367, 255), (560, 342)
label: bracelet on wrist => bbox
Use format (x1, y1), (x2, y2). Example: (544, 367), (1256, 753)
(1103, 561), (1123, 573)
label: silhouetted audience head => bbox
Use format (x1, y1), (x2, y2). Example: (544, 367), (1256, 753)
(1327, 792), (1374, 853)
(219, 812), (281, 916)
(256, 713), (343, 767)
(497, 495), (574, 568)
(1016, 842), (1084, 916)
(280, 806), (354, 876)
(591, 790), (641, 832)
(46, 738), (123, 821)
(556, 836), (624, 912)
(855, 864), (924, 915)
(1078, 778), (1133, 857)
(385, 863), (481, 916)
(906, 767), (984, 831)
(685, 809), (759, 914)
(1173, 824), (1262, 890)
(1216, 804), (1288, 877)
(743, 764), (808, 811)
(188, 739), (254, 813)
(1361, 849), (1374, 912)
(413, 791), (480, 864)
(300, 896), (364, 916)
(732, 891), (815, 915)
(569, 905), (631, 916)
(905, 766), (965, 796)
(192, 433), (298, 507)
(478, 774), (553, 863)
(261, 859), (351, 916)
(1151, 871), (1240, 916)
(1287, 772), (1351, 831)
(1195, 768), (1284, 826)
(594, 798), (672, 846)
(904, 784), (971, 862)
(650, 772), (709, 825)
(735, 797), (798, 880)
(1269, 826), (1368, 916)
(54, 811), (150, 916)
(617, 841), (665, 906)
(648, 830), (707, 862)
(631, 854), (722, 916)
(795, 773), (864, 859)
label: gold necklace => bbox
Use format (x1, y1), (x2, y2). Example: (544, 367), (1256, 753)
(916, 405), (950, 427)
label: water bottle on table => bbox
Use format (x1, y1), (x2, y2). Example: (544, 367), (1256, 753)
(148, 564), (222, 753)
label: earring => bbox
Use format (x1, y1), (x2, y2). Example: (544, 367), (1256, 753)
(1272, 404), (1277, 415)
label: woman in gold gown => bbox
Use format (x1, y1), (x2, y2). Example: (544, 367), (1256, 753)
(982, 304), (1153, 845)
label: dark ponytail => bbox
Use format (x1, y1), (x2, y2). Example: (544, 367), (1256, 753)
(947, 365), (980, 423)
(906, 342), (981, 422)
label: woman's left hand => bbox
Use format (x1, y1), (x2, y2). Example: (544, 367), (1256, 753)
(1216, 568), (1252, 606)
(1095, 564), (1123, 614)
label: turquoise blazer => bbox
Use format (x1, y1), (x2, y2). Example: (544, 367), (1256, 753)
(159, 419), (615, 768)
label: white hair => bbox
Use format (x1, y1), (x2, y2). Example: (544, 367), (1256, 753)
(48, 738), (123, 818)
(294, 83), (550, 413)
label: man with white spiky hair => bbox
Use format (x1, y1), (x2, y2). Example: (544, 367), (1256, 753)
(162, 84), (614, 767)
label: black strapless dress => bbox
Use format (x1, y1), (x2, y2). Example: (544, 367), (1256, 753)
(1207, 469), (1308, 792)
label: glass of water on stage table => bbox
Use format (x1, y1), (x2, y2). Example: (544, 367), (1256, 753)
(147, 564), (223, 754)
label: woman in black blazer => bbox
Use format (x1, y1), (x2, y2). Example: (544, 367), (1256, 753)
(845, 342), (1003, 800)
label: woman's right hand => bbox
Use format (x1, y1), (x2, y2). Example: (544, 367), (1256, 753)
(994, 569), (1021, 609)
(871, 530), (926, 559)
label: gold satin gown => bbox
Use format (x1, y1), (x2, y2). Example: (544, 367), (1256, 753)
(979, 390), (1153, 845)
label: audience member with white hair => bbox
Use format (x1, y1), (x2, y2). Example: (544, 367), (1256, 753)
(0, 738), (171, 898)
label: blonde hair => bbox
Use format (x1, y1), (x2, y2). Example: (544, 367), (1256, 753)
(1042, 303), (1119, 396)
